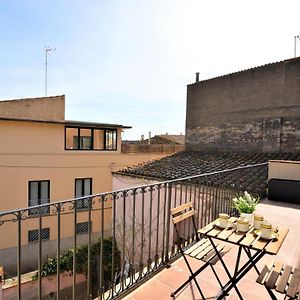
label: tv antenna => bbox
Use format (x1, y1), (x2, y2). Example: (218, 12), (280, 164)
(294, 34), (300, 57)
(45, 46), (56, 96)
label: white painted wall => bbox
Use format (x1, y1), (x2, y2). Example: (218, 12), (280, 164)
(269, 160), (300, 181)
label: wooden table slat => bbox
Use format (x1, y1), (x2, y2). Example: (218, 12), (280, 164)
(205, 217), (237, 238)
(265, 228), (289, 255)
(276, 265), (293, 293)
(251, 236), (270, 251)
(239, 227), (256, 246)
(228, 230), (247, 243)
(207, 227), (223, 237)
(265, 261), (284, 289)
(217, 227), (236, 240)
(198, 220), (217, 235)
(286, 268), (300, 298)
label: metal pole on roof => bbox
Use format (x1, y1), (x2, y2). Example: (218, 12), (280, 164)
(45, 46), (56, 97)
(294, 34), (300, 57)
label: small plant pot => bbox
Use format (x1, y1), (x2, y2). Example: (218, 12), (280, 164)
(240, 213), (253, 225)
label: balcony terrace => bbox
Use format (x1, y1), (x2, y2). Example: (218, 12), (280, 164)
(122, 199), (300, 300)
(0, 162), (299, 299)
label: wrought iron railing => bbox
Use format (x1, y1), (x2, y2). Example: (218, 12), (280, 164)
(0, 163), (267, 300)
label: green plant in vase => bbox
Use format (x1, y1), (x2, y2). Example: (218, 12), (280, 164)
(232, 191), (259, 224)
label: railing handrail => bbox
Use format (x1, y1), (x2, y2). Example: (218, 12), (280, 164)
(0, 162), (267, 217)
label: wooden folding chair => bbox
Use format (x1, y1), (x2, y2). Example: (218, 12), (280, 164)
(256, 261), (300, 299)
(170, 202), (230, 299)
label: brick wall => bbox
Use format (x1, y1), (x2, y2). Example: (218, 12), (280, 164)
(186, 58), (300, 152)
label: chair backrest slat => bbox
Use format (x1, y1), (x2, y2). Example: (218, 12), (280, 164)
(173, 209), (197, 224)
(171, 202), (193, 216)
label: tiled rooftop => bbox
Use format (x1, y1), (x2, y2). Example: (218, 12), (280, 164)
(123, 199), (300, 300)
(116, 151), (300, 180)
(115, 151), (300, 196)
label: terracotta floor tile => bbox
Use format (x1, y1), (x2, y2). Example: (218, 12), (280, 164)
(181, 278), (221, 300)
(155, 264), (190, 291)
(129, 278), (173, 300)
(122, 296), (136, 300)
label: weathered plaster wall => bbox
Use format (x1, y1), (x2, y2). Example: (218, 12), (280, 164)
(186, 58), (300, 152)
(0, 95), (65, 121)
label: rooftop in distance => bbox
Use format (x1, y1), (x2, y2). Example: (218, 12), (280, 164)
(0, 95), (131, 129)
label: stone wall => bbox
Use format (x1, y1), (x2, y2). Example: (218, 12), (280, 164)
(186, 58), (300, 152)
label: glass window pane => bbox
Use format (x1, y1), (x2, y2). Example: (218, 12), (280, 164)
(84, 179), (91, 196)
(66, 128), (79, 149)
(105, 130), (117, 150)
(75, 179), (82, 197)
(80, 129), (92, 150)
(40, 181), (49, 203)
(93, 129), (104, 150)
(29, 182), (38, 206)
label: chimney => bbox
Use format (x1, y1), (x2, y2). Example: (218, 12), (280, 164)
(195, 72), (200, 82)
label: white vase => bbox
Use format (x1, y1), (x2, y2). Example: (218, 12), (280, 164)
(241, 213), (253, 225)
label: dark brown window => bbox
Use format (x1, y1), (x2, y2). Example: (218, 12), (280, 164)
(28, 180), (50, 215)
(75, 178), (92, 210)
(105, 130), (117, 150)
(65, 127), (117, 151)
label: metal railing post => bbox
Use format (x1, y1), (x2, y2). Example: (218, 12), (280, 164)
(17, 211), (22, 300)
(164, 182), (172, 262)
(56, 203), (61, 300)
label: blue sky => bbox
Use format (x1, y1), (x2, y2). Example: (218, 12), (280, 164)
(0, 0), (299, 140)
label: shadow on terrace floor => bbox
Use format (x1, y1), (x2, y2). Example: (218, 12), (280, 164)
(123, 199), (300, 300)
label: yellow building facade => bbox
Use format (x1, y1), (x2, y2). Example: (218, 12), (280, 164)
(0, 95), (164, 273)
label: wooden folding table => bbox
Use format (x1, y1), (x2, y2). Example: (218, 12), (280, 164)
(198, 217), (289, 299)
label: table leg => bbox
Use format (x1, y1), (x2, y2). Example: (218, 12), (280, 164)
(216, 250), (266, 299)
(242, 247), (260, 275)
(234, 246), (243, 276)
(208, 237), (244, 300)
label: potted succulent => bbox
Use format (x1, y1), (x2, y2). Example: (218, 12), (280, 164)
(232, 191), (259, 224)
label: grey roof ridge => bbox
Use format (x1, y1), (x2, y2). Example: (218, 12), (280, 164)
(188, 57), (300, 86)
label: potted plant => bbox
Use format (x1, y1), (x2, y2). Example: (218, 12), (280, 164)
(232, 191), (259, 224)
